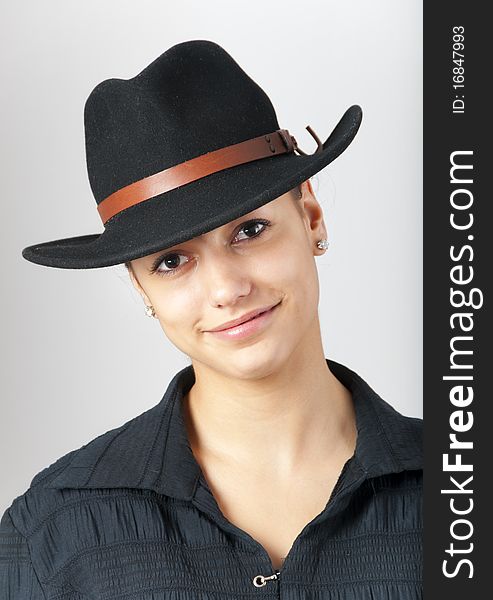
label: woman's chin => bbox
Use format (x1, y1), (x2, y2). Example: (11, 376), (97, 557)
(218, 341), (291, 381)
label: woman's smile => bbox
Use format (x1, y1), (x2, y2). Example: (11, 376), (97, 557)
(204, 301), (282, 341)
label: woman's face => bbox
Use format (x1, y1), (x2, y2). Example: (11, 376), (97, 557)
(128, 181), (328, 379)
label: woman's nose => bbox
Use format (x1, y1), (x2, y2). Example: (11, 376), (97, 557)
(200, 251), (253, 308)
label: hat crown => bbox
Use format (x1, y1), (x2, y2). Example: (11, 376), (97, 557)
(22, 39), (362, 270)
(84, 40), (280, 204)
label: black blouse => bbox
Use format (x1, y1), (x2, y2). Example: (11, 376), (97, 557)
(0, 358), (423, 599)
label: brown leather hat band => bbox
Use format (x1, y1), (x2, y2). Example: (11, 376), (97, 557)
(97, 128), (304, 225)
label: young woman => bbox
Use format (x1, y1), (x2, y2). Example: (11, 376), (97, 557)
(1, 40), (423, 598)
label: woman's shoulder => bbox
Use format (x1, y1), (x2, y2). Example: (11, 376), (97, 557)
(2, 374), (185, 537)
(1, 418), (133, 538)
(402, 412), (423, 443)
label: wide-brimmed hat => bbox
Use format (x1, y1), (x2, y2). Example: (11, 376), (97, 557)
(21, 39), (363, 269)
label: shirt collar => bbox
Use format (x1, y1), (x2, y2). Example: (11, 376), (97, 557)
(46, 358), (422, 499)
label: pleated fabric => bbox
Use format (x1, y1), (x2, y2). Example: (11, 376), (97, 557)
(0, 359), (423, 599)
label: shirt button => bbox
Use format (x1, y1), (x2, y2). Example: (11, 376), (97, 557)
(252, 571), (280, 587)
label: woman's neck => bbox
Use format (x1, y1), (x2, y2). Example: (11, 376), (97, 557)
(182, 336), (357, 477)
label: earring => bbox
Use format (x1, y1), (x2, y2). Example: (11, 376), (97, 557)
(145, 304), (156, 318)
(317, 239), (329, 250)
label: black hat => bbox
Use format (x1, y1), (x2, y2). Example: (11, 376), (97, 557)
(21, 39), (363, 269)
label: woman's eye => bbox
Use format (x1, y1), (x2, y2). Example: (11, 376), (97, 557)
(150, 253), (189, 276)
(149, 219), (271, 277)
(234, 219), (271, 242)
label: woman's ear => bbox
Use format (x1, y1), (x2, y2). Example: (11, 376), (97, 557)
(299, 182), (328, 251)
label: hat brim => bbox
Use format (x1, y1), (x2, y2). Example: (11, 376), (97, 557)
(22, 105), (362, 269)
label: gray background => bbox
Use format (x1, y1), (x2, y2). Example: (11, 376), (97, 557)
(0, 0), (422, 513)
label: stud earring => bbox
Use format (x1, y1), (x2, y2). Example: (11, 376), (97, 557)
(145, 305), (156, 318)
(317, 239), (329, 250)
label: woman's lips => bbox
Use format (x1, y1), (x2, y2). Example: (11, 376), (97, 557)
(205, 301), (281, 340)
